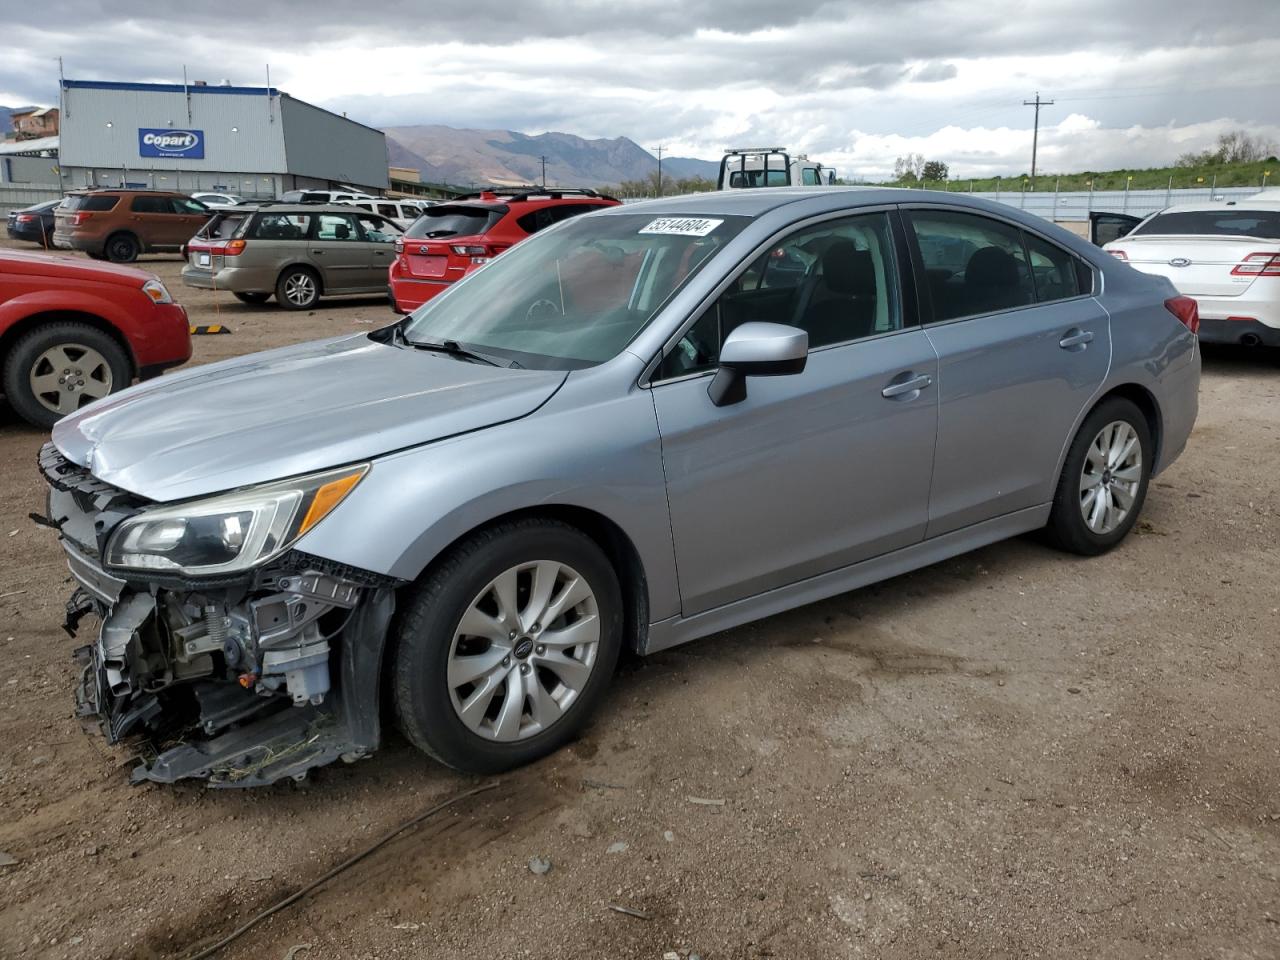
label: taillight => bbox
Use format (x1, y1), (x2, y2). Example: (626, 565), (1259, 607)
(1230, 252), (1280, 277)
(1164, 295), (1200, 335)
(394, 237), (404, 254)
(15, 214), (35, 223)
(1107, 249), (1128, 260)
(451, 244), (489, 256)
(71, 212), (93, 226)
(223, 239), (246, 257)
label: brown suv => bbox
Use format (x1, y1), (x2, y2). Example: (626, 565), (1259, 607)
(53, 190), (212, 263)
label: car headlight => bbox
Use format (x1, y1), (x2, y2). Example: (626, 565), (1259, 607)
(104, 464), (368, 576)
(141, 279), (173, 304)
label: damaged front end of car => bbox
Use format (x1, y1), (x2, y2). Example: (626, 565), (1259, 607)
(38, 443), (401, 787)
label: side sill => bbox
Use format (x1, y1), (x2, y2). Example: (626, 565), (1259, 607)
(640, 504), (1051, 655)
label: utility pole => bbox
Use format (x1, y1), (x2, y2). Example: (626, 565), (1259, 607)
(1022, 91), (1054, 187)
(539, 155), (548, 189)
(652, 145), (666, 197)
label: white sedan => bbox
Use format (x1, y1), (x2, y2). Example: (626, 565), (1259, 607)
(1104, 196), (1280, 347)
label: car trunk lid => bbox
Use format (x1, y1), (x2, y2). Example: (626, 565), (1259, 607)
(1108, 236), (1279, 297)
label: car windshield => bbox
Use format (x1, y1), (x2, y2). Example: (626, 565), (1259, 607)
(1132, 209), (1280, 240)
(401, 212), (747, 368)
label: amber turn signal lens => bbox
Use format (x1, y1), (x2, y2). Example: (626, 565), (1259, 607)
(297, 469), (366, 537)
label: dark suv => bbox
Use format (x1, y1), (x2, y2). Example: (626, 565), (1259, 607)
(52, 189), (212, 262)
(388, 187), (619, 312)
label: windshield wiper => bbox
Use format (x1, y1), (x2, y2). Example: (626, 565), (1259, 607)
(405, 338), (518, 368)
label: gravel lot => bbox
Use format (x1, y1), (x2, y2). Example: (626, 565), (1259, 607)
(0, 238), (1277, 960)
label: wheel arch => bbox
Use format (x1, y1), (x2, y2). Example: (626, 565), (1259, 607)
(1094, 382), (1162, 467)
(0, 310), (138, 378)
(400, 504), (650, 656)
(277, 261), (325, 295)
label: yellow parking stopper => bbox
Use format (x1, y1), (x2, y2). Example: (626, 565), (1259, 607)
(190, 324), (232, 335)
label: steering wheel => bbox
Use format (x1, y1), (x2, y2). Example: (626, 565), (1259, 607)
(525, 298), (563, 324)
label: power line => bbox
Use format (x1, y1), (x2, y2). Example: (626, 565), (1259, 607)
(1023, 91), (1054, 185)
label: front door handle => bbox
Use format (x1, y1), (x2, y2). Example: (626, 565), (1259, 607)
(882, 373), (933, 399)
(1059, 328), (1094, 349)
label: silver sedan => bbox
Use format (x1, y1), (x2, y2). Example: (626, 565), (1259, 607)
(41, 187), (1199, 785)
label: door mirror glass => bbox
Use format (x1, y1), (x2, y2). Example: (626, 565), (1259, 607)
(709, 322), (808, 406)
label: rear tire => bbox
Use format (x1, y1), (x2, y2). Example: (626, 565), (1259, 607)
(2, 322), (131, 429)
(1044, 396), (1152, 556)
(275, 266), (320, 310)
(104, 232), (139, 263)
(393, 519), (623, 774)
(233, 292), (271, 305)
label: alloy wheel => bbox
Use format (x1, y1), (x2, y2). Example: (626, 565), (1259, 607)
(284, 272), (316, 306)
(28, 343), (113, 416)
(1079, 420), (1142, 535)
(447, 560), (600, 742)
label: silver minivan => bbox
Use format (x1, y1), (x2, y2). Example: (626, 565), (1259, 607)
(181, 203), (403, 308)
(41, 188), (1199, 786)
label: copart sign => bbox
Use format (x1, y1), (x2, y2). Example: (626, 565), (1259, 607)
(138, 129), (205, 159)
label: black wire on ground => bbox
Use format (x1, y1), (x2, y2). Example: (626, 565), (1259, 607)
(185, 780), (501, 960)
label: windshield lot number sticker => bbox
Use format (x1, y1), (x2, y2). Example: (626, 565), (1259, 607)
(640, 217), (723, 237)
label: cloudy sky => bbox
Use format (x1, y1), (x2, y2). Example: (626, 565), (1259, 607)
(4, 0), (1278, 179)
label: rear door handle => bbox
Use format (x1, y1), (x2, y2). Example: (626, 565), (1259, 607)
(882, 373), (933, 399)
(1059, 329), (1094, 349)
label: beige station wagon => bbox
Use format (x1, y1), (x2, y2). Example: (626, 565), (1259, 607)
(180, 203), (404, 309)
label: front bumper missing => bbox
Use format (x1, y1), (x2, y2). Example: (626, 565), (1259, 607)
(39, 442), (401, 787)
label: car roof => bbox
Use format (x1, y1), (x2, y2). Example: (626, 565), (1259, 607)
(1151, 197), (1280, 215)
(232, 203), (392, 215)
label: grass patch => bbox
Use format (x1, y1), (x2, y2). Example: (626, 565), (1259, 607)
(870, 160), (1277, 193)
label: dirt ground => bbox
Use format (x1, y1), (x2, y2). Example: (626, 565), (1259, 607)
(0, 238), (1277, 960)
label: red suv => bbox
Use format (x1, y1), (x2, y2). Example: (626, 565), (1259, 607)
(0, 250), (191, 428)
(388, 187), (620, 312)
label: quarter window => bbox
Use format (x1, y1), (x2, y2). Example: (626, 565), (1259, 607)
(657, 212), (902, 379)
(910, 210), (1035, 321)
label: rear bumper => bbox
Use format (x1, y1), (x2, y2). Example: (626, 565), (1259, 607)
(389, 276), (451, 312)
(52, 231), (89, 252)
(181, 263), (276, 294)
(1198, 317), (1280, 346)
(7, 223), (49, 242)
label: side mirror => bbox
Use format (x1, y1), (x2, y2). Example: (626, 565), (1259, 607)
(708, 321), (808, 406)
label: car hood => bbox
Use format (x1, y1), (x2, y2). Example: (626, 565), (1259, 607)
(1, 249), (157, 288)
(52, 333), (568, 502)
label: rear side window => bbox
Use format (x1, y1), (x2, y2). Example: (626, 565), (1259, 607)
(315, 213), (360, 241)
(910, 210), (1035, 321)
(1133, 209), (1280, 240)
(250, 213), (312, 239)
(204, 213), (248, 239)
(130, 195), (172, 214)
(1024, 233), (1081, 302)
(63, 195), (119, 212)
(404, 205), (504, 240)
(516, 203), (604, 235)
(377, 203), (398, 218)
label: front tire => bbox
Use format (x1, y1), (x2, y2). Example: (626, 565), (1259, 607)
(393, 519), (623, 774)
(275, 266), (320, 310)
(2, 322), (131, 428)
(1045, 396), (1152, 555)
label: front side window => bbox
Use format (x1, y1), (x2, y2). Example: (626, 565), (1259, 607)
(910, 210), (1034, 321)
(658, 212), (902, 379)
(314, 213), (360, 241)
(401, 212), (747, 368)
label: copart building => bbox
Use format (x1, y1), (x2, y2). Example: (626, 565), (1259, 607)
(55, 79), (388, 198)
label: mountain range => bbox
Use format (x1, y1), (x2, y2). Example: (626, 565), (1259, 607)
(384, 125), (717, 189)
